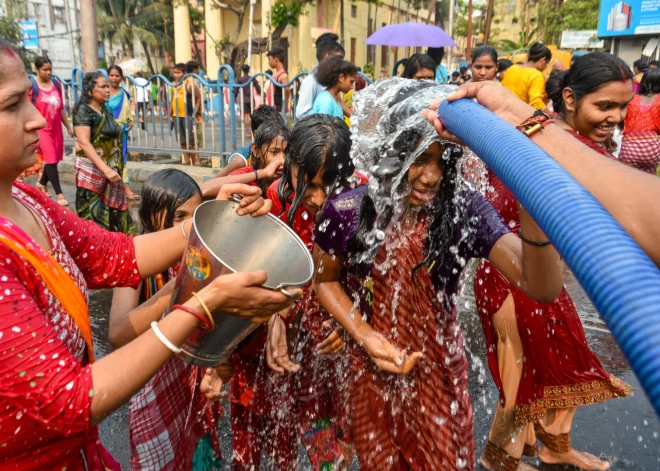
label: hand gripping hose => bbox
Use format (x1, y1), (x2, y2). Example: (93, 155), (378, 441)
(437, 98), (660, 418)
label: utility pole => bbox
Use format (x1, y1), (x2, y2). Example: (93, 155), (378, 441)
(80, 0), (98, 71)
(483, 0), (494, 44)
(466, 0), (473, 63)
(340, 0), (345, 43)
(63, 0), (77, 67)
(247, 0), (256, 67)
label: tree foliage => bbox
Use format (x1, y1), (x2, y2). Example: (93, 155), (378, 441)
(0, 0), (34, 70)
(537, 0), (600, 45)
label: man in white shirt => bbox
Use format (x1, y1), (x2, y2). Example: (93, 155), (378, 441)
(295, 33), (345, 120)
(134, 71), (150, 130)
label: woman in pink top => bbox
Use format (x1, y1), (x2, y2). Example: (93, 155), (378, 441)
(620, 68), (660, 173)
(32, 56), (75, 206)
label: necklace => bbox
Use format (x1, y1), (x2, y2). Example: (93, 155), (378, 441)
(88, 102), (103, 114)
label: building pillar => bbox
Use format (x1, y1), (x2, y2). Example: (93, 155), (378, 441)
(261, 0), (272, 71)
(205, 1), (224, 79)
(298, 5), (314, 69)
(174, 0), (192, 64)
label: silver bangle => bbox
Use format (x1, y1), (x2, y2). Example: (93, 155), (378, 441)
(151, 321), (181, 354)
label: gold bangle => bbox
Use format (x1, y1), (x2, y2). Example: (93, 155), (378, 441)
(191, 291), (215, 330)
(181, 219), (189, 240)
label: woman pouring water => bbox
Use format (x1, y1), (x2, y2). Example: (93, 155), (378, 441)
(0, 38), (297, 471)
(313, 78), (563, 470)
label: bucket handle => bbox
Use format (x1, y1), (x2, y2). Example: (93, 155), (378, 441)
(279, 287), (296, 298)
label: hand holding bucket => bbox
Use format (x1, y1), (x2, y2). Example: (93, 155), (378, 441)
(165, 199), (313, 367)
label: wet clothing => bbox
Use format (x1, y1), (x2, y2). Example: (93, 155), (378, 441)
(621, 94), (660, 173)
(473, 169), (632, 469)
(73, 104), (136, 235)
(317, 184), (510, 471)
(501, 65), (545, 110)
(0, 182), (140, 470)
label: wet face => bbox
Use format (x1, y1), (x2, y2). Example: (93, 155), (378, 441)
(90, 76), (111, 104)
(338, 73), (356, 93)
(0, 52), (47, 178)
(108, 69), (123, 88)
(37, 62), (52, 82)
(291, 164), (326, 216)
(471, 55), (497, 82)
(564, 80), (633, 143)
(172, 69), (184, 82)
(413, 67), (435, 81)
(153, 193), (203, 232)
(254, 135), (287, 178)
(405, 141), (445, 208)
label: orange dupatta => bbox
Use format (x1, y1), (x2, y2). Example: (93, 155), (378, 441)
(0, 216), (95, 362)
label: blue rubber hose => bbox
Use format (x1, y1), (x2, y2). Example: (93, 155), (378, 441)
(437, 98), (660, 418)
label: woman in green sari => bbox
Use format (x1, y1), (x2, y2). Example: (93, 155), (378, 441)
(73, 72), (136, 235)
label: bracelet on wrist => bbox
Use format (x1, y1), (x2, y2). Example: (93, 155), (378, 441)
(191, 292), (216, 330)
(254, 169), (260, 184)
(518, 229), (552, 247)
(151, 321), (182, 354)
(516, 110), (554, 138)
(172, 303), (212, 329)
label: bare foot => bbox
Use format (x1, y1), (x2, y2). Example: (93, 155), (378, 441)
(539, 446), (610, 470)
(126, 191), (140, 200)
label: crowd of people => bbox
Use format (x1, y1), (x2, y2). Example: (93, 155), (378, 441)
(2, 31), (660, 471)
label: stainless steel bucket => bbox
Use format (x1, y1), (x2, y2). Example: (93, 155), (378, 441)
(165, 199), (314, 366)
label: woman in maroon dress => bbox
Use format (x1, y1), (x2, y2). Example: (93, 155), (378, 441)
(0, 40), (295, 471)
(474, 52), (633, 471)
(313, 78), (563, 471)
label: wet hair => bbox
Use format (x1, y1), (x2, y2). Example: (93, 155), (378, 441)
(252, 121), (291, 194)
(186, 61), (200, 73)
(547, 52), (633, 117)
(34, 56), (52, 70)
(316, 55), (358, 87)
(638, 68), (660, 95)
(527, 42), (552, 63)
(139, 169), (201, 233)
(279, 114), (353, 226)
(402, 54), (436, 79)
(633, 58), (648, 73)
(72, 72), (105, 117)
(267, 46), (286, 63)
(347, 85), (463, 277)
(250, 104), (284, 134)
(316, 34), (344, 62)
(108, 65), (124, 78)
(497, 58), (512, 73)
(472, 46), (497, 65)
(174, 63), (187, 73)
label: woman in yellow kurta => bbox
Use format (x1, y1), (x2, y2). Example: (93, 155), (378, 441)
(501, 42), (552, 110)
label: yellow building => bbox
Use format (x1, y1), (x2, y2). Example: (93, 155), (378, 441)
(176, 0), (436, 80)
(491, 0), (539, 46)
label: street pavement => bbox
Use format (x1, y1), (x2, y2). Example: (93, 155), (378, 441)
(36, 180), (660, 470)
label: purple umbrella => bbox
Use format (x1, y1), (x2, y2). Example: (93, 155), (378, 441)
(366, 22), (456, 48)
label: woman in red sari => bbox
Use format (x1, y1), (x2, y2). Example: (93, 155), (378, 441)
(314, 78), (563, 471)
(474, 52), (633, 471)
(0, 40), (296, 471)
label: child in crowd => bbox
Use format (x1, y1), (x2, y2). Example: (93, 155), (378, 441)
(312, 56), (358, 120)
(109, 169), (226, 470)
(170, 63), (201, 166)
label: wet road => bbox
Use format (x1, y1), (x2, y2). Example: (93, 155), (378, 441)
(49, 181), (660, 470)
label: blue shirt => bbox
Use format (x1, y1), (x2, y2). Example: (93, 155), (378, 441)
(435, 64), (449, 83)
(312, 90), (344, 120)
(296, 64), (325, 119)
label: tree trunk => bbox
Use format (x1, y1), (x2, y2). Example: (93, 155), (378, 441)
(466, 0), (473, 62)
(340, 0), (345, 42)
(483, 0), (494, 44)
(435, 0), (445, 28)
(141, 40), (156, 75)
(426, 0), (435, 24)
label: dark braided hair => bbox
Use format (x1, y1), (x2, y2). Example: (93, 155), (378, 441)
(73, 72), (105, 117)
(278, 114), (353, 227)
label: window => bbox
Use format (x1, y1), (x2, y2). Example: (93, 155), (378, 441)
(351, 5), (357, 17)
(53, 6), (65, 24)
(351, 38), (356, 64)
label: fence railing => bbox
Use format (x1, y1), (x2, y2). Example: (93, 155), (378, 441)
(50, 67), (373, 166)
